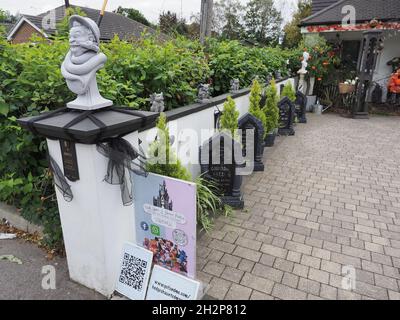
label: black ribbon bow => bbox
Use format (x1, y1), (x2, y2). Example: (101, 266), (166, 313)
(48, 154), (73, 202)
(96, 137), (148, 206)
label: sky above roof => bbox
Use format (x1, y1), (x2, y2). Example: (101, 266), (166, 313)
(1, 0), (298, 24)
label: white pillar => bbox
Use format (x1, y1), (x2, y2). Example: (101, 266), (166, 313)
(47, 131), (138, 297)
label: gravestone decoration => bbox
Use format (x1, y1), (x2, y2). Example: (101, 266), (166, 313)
(150, 93), (165, 113)
(278, 97), (296, 136)
(200, 131), (244, 209)
(354, 30), (383, 119)
(294, 91), (307, 124)
(61, 15), (112, 110)
(230, 79), (240, 93)
(238, 113), (264, 172)
(197, 84), (211, 103)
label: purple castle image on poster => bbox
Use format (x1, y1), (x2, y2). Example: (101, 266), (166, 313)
(133, 173), (197, 279)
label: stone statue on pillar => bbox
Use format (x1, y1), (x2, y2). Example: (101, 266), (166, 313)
(297, 51), (310, 95)
(61, 15), (112, 110)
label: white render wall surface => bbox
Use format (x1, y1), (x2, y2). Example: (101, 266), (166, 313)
(47, 131), (138, 297)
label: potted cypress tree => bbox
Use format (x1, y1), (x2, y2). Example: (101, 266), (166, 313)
(249, 79), (267, 137)
(219, 96), (240, 140)
(263, 79), (280, 147)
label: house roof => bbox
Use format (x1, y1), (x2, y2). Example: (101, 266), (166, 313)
(0, 22), (14, 34)
(8, 4), (166, 41)
(301, 0), (400, 26)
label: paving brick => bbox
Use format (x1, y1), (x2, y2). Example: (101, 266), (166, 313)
(240, 272), (274, 294)
(272, 283), (307, 300)
(320, 284), (338, 300)
(282, 272), (299, 288)
(342, 246), (371, 260)
(361, 260), (383, 274)
(203, 261), (226, 277)
(256, 232), (274, 244)
(207, 249), (224, 262)
(388, 290), (400, 300)
(209, 239), (236, 254)
(250, 291), (274, 300)
(232, 246), (261, 262)
(354, 281), (389, 300)
(337, 289), (362, 300)
(235, 237), (262, 251)
(298, 277), (321, 296)
(382, 265), (400, 280)
(260, 244), (288, 259)
(374, 274), (399, 291)
(308, 268), (330, 284)
(220, 254), (241, 268)
(225, 284), (252, 300)
(312, 247), (331, 260)
(221, 267), (245, 284)
(238, 259), (255, 273)
(293, 263), (309, 278)
(301, 255), (321, 269)
(321, 260), (342, 275)
(287, 250), (302, 263)
(285, 240), (312, 255)
(274, 258), (294, 273)
(206, 278), (232, 300)
(331, 252), (361, 269)
(252, 263), (283, 283)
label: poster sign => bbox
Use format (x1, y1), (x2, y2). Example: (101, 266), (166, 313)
(146, 265), (201, 300)
(115, 242), (153, 300)
(133, 173), (197, 279)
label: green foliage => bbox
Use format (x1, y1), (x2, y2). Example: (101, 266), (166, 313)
(56, 7), (87, 38)
(115, 7), (153, 27)
(249, 79), (267, 137)
(281, 81), (296, 102)
(0, 32), (295, 248)
(244, 0), (282, 46)
(282, 0), (312, 48)
(206, 39), (292, 95)
(219, 96), (239, 139)
(301, 35), (341, 82)
(146, 113), (192, 181)
(263, 78), (280, 133)
(196, 176), (232, 232)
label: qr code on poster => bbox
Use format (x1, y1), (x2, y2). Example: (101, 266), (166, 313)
(119, 253), (148, 291)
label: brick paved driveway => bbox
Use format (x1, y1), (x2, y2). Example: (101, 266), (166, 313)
(197, 113), (400, 300)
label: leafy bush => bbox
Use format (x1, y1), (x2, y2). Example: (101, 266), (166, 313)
(196, 176), (232, 232)
(219, 96), (239, 139)
(263, 79), (280, 134)
(249, 79), (267, 137)
(206, 39), (293, 95)
(0, 33), (295, 247)
(281, 81), (296, 102)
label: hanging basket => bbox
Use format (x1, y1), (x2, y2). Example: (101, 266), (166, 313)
(339, 83), (356, 94)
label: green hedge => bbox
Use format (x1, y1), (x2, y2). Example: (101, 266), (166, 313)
(0, 34), (295, 248)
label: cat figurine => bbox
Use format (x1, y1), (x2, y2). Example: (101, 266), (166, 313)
(150, 93), (165, 113)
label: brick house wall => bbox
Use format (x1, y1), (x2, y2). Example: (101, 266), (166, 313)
(11, 21), (45, 44)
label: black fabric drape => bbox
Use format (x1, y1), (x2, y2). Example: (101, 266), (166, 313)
(48, 154), (73, 202)
(96, 138), (147, 206)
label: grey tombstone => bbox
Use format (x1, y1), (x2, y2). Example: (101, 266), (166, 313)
(294, 91), (307, 124)
(278, 97), (296, 136)
(238, 113), (265, 172)
(199, 131), (244, 209)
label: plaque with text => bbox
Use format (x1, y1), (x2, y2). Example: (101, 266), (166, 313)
(60, 140), (79, 181)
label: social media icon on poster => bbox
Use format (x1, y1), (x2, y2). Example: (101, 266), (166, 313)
(140, 221), (149, 231)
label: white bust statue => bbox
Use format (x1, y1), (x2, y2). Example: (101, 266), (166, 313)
(298, 51), (310, 74)
(61, 15), (112, 110)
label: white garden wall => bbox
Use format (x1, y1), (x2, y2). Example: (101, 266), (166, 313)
(138, 77), (296, 178)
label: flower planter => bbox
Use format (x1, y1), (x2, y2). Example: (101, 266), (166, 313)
(339, 83), (356, 94)
(264, 132), (276, 147)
